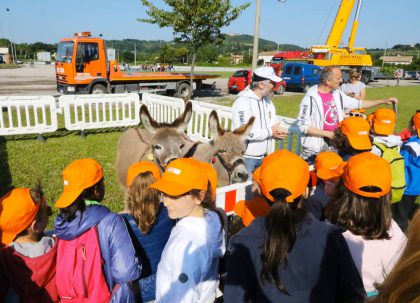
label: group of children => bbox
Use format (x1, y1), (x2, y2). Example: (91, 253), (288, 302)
(0, 110), (419, 302)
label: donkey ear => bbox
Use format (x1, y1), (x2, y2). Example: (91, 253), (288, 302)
(140, 105), (159, 135)
(173, 101), (193, 132)
(233, 116), (255, 141)
(209, 110), (224, 140)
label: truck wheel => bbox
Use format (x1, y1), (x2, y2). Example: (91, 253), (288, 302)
(276, 85), (285, 95)
(361, 72), (371, 85)
(91, 84), (107, 94)
(174, 82), (192, 99)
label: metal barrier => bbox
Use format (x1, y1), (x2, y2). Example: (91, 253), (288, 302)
(59, 93), (140, 131)
(0, 95), (58, 136)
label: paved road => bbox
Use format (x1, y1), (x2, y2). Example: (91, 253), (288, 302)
(1, 64), (419, 103)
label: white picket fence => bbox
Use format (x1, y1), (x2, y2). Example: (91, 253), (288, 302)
(0, 92), (304, 213)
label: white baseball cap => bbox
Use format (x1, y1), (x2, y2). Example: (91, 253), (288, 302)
(252, 66), (283, 83)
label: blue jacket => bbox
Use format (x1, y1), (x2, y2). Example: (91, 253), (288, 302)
(224, 213), (366, 303)
(400, 135), (420, 196)
(121, 205), (175, 302)
(54, 205), (141, 303)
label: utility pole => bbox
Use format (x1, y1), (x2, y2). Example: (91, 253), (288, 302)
(252, 0), (286, 70)
(251, 0), (261, 70)
(134, 43), (137, 66)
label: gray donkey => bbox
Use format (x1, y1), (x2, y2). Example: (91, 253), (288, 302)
(116, 101), (254, 188)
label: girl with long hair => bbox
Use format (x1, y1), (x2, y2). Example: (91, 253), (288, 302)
(120, 161), (175, 303)
(324, 152), (406, 297)
(225, 150), (365, 302)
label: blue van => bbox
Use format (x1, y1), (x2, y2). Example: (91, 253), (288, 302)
(281, 62), (321, 92)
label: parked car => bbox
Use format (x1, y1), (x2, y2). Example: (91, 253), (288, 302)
(281, 62), (321, 92)
(227, 69), (287, 95)
(404, 70), (417, 80)
(417, 71), (420, 80)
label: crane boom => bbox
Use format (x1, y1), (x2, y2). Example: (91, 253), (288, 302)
(326, 0), (356, 48)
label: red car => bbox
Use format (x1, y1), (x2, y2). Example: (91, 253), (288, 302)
(228, 69), (286, 95)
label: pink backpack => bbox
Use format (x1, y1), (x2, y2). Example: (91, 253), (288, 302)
(56, 226), (111, 302)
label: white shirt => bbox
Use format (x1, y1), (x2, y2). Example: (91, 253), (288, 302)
(156, 211), (225, 303)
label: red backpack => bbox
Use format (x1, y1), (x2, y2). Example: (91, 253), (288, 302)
(56, 226), (111, 302)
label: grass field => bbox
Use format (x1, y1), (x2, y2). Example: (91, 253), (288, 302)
(1, 85), (419, 226)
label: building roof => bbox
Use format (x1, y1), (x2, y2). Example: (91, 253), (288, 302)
(380, 55), (413, 63)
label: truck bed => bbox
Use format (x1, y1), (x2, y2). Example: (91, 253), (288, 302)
(110, 71), (219, 82)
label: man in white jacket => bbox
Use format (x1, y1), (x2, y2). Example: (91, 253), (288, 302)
(232, 66), (288, 175)
(297, 66), (398, 163)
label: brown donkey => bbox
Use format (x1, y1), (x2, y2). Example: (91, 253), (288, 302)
(116, 102), (254, 188)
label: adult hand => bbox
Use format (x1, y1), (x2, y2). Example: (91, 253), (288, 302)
(345, 92), (355, 98)
(324, 131), (334, 140)
(384, 97), (399, 105)
(271, 123), (288, 139)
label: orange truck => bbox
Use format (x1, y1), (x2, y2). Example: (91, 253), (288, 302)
(55, 32), (218, 98)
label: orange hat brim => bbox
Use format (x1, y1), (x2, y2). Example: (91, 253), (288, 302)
(149, 179), (197, 196)
(55, 188), (84, 209)
(347, 134), (372, 150)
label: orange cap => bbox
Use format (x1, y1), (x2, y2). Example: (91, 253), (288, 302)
(342, 152), (391, 198)
(258, 150), (309, 202)
(126, 161), (161, 187)
(0, 188), (40, 245)
(413, 112), (420, 137)
(315, 152), (345, 181)
(252, 166), (262, 188)
(149, 158), (208, 196)
(233, 197), (271, 227)
(339, 117), (372, 150)
(372, 108), (396, 135)
(201, 162), (218, 201)
(55, 158), (103, 208)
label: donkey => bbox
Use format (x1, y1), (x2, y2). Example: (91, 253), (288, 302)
(190, 110), (254, 186)
(116, 102), (194, 187)
(116, 102), (254, 188)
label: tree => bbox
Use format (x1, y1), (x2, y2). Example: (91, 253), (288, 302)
(139, 0), (250, 99)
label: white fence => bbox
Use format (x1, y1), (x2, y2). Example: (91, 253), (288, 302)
(59, 93), (140, 131)
(0, 95), (58, 136)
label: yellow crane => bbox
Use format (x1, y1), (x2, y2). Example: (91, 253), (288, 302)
(305, 0), (374, 82)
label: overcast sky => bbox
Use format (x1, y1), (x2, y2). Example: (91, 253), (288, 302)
(0, 0), (418, 49)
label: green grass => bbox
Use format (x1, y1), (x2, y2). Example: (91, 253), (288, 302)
(1, 85), (419, 228)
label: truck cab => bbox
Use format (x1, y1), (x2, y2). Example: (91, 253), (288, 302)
(56, 32), (109, 94)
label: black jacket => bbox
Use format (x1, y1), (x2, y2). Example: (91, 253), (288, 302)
(224, 213), (366, 303)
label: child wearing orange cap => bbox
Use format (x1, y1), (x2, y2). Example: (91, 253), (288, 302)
(53, 158), (141, 302)
(0, 184), (58, 302)
(149, 158), (225, 303)
(225, 150), (365, 302)
(370, 108), (402, 157)
(302, 151), (345, 220)
(120, 161), (175, 303)
(331, 116), (373, 160)
(397, 111), (420, 232)
(324, 152), (406, 296)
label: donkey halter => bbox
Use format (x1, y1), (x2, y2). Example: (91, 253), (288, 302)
(213, 152), (245, 184)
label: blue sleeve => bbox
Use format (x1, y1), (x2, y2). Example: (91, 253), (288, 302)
(224, 237), (256, 302)
(98, 213), (141, 300)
